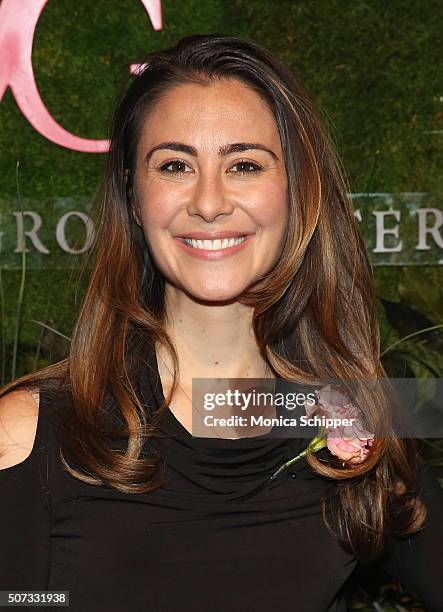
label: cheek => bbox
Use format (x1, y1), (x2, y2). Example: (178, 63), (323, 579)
(137, 185), (177, 236)
(252, 182), (288, 230)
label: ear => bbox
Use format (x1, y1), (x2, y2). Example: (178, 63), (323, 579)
(132, 205), (142, 228)
(130, 199), (142, 228)
(124, 168), (142, 227)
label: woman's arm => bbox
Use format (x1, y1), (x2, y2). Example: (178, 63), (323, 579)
(380, 458), (443, 611)
(0, 390), (51, 589)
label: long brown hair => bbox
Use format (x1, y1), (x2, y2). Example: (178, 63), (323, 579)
(0, 33), (425, 560)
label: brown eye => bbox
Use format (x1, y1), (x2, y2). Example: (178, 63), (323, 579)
(159, 160), (190, 175)
(229, 161), (262, 175)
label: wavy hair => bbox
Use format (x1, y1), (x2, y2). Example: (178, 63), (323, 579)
(0, 33), (426, 560)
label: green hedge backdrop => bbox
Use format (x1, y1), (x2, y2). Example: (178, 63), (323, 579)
(1, 0), (442, 380)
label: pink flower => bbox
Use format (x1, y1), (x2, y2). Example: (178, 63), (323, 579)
(307, 384), (375, 466)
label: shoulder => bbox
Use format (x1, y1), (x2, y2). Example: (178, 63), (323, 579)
(0, 387), (40, 470)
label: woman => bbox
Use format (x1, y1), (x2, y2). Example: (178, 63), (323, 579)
(0, 34), (442, 611)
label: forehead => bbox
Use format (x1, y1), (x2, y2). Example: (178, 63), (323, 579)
(137, 78), (281, 149)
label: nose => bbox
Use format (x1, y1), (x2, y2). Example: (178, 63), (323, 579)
(186, 171), (234, 222)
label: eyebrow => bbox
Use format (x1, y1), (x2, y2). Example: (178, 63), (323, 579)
(144, 141), (279, 165)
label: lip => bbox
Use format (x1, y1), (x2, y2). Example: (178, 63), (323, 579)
(174, 230), (254, 240)
(174, 233), (255, 260)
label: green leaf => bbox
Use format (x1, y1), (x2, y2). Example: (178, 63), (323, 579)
(400, 342), (443, 378)
(398, 267), (443, 325)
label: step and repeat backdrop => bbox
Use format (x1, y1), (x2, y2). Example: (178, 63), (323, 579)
(0, 0), (442, 380)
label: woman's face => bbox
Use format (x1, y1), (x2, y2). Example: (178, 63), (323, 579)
(134, 78), (288, 301)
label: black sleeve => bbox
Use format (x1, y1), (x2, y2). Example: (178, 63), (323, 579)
(379, 459), (443, 611)
(0, 408), (51, 590)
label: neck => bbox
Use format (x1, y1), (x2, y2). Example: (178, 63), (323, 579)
(156, 285), (274, 382)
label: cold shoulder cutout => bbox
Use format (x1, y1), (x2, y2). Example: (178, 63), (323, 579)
(0, 385), (52, 590)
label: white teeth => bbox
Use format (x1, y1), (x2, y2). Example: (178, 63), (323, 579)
(182, 236), (247, 250)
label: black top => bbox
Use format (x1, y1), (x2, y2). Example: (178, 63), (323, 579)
(1, 344), (443, 612)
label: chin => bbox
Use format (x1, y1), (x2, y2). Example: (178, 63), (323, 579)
(183, 281), (249, 303)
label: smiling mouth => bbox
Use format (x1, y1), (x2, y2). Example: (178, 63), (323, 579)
(177, 236), (248, 251)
